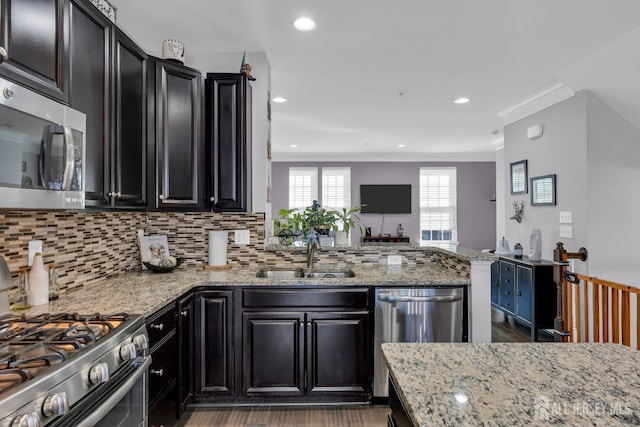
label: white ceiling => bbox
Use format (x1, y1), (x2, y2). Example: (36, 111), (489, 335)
(109, 0), (640, 161)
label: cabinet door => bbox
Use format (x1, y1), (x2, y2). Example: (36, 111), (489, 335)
(195, 290), (234, 396)
(490, 261), (499, 306)
(153, 60), (201, 209)
(498, 260), (516, 314)
(68, 0), (110, 207)
(306, 312), (370, 398)
(112, 28), (147, 208)
(516, 265), (533, 325)
(205, 73), (251, 212)
(177, 293), (194, 416)
(0, 0), (69, 102)
(242, 311), (304, 397)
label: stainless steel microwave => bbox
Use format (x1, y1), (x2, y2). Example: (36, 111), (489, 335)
(0, 77), (86, 209)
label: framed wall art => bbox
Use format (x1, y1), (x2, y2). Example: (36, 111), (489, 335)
(530, 174), (556, 206)
(510, 160), (528, 194)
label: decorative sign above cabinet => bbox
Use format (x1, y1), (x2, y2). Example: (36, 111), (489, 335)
(89, 0), (116, 22)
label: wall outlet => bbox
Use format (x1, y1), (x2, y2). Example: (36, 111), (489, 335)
(559, 225), (573, 238)
(559, 211), (572, 224)
(234, 230), (250, 245)
(28, 240), (43, 266)
(387, 255), (402, 265)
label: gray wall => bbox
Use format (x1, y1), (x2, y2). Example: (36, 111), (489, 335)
(502, 90), (640, 283)
(272, 161), (496, 250)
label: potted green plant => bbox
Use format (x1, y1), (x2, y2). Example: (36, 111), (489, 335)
(332, 204), (366, 246)
(303, 200), (338, 236)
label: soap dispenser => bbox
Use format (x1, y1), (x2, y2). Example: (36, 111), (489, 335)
(528, 229), (542, 261)
(28, 252), (49, 306)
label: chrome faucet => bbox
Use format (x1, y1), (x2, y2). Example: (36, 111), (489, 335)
(306, 241), (320, 268)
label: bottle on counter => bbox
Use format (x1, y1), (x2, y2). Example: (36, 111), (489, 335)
(13, 269), (31, 311)
(28, 252), (49, 306)
(48, 263), (59, 301)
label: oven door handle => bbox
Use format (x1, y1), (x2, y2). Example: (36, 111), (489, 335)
(378, 294), (463, 303)
(75, 356), (151, 427)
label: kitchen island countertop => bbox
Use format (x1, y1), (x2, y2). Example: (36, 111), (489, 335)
(382, 342), (640, 426)
(12, 262), (469, 317)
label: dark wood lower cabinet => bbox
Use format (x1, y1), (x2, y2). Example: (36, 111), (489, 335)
(177, 293), (194, 416)
(194, 290), (235, 399)
(240, 288), (371, 402)
(307, 312), (369, 397)
(243, 312), (305, 397)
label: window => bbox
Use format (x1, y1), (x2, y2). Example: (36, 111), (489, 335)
(322, 167), (351, 211)
(420, 168), (457, 246)
(288, 167), (318, 210)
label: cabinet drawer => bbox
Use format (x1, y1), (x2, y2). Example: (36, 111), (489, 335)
(243, 288), (369, 309)
(146, 304), (177, 347)
(149, 331), (178, 406)
(499, 261), (515, 287)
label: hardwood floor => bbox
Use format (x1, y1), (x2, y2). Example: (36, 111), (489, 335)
(491, 307), (554, 342)
(179, 308), (550, 426)
(180, 405), (390, 427)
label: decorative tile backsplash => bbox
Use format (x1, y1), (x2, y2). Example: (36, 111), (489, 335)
(0, 211), (266, 293)
(0, 210), (470, 298)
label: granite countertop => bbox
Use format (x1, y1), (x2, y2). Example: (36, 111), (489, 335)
(12, 262), (469, 318)
(382, 342), (640, 426)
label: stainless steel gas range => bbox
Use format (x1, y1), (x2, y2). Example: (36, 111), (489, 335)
(0, 312), (151, 427)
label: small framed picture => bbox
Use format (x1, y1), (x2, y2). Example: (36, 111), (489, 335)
(510, 160), (528, 194)
(531, 174), (556, 206)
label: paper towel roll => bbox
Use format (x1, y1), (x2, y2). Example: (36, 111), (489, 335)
(209, 231), (228, 266)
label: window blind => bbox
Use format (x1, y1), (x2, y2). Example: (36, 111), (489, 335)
(288, 167), (318, 210)
(322, 167), (351, 211)
(420, 168), (457, 243)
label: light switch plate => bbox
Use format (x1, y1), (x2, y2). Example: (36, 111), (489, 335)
(559, 211), (572, 224)
(387, 255), (402, 265)
(559, 225), (573, 238)
(234, 230), (250, 245)
(28, 240), (43, 266)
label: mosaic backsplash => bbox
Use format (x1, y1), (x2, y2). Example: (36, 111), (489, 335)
(0, 211), (471, 297)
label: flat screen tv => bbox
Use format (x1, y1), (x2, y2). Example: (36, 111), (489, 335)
(360, 184), (411, 214)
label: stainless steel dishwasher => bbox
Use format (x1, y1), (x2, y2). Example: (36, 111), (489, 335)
(373, 287), (467, 397)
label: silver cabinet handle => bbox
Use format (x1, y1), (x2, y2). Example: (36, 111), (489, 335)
(209, 196), (215, 202)
(300, 322), (304, 328)
(181, 310), (188, 317)
(378, 294), (463, 303)
(116, 192), (121, 197)
(159, 194), (165, 200)
(150, 369), (164, 376)
(149, 323), (164, 331)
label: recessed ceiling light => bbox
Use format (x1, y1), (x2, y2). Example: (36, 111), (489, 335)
(290, 144), (298, 148)
(294, 17), (317, 31)
(397, 144), (406, 148)
(272, 97), (288, 103)
(454, 97), (471, 104)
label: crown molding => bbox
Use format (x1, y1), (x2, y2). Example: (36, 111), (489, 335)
(497, 83), (575, 125)
(271, 151), (497, 162)
(491, 137), (504, 150)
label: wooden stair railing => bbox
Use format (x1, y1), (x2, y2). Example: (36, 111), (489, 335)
(563, 273), (640, 348)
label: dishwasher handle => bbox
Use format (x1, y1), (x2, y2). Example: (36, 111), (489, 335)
(377, 294), (463, 303)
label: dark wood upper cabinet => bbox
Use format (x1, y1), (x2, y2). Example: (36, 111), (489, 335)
(0, 0), (69, 102)
(150, 59), (202, 210)
(205, 73), (252, 212)
(112, 28), (147, 208)
(68, 0), (110, 206)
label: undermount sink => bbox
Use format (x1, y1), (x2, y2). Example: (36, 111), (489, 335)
(255, 267), (356, 279)
(303, 269), (356, 279)
(255, 268), (305, 279)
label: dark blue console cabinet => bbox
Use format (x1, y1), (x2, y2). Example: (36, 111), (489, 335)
(491, 255), (555, 341)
